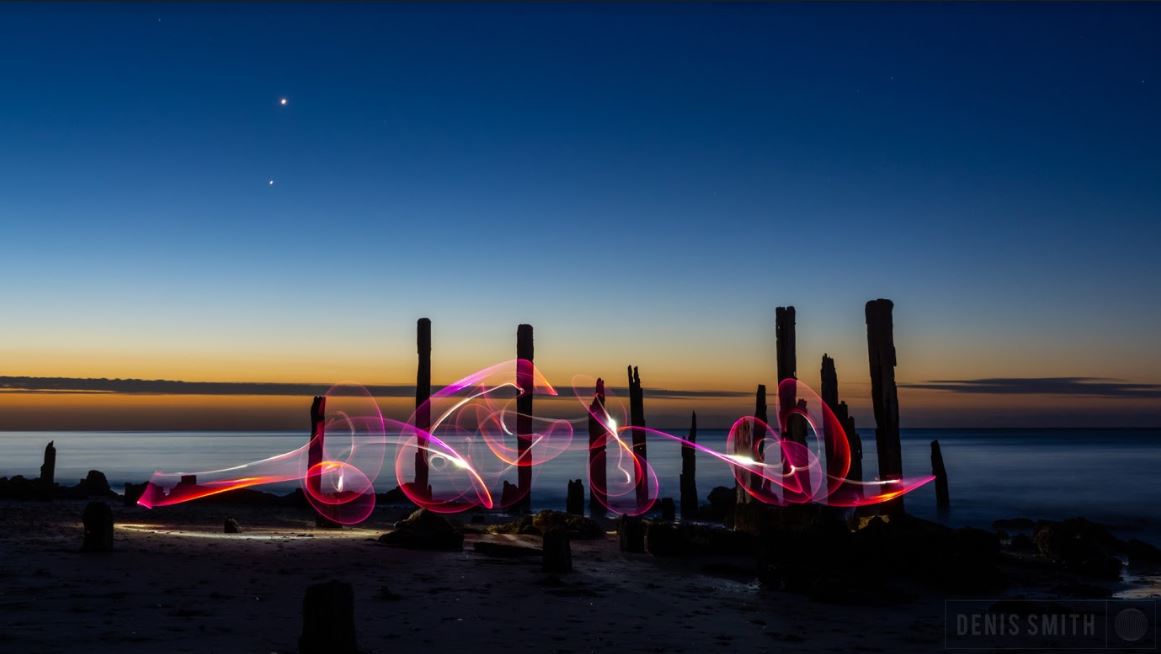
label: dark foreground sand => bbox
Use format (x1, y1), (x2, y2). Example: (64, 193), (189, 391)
(0, 500), (1035, 653)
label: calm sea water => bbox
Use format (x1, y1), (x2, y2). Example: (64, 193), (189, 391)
(2, 428), (1159, 539)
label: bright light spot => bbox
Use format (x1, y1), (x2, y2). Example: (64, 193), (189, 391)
(607, 417), (618, 433)
(279, 97), (288, 106)
(267, 179), (275, 186)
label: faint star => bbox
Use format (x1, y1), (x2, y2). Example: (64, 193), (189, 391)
(279, 97), (288, 106)
(267, 179), (275, 186)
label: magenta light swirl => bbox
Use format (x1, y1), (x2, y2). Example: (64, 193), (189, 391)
(138, 361), (933, 523)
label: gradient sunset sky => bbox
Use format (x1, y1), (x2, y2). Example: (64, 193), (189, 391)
(1, 3), (1159, 429)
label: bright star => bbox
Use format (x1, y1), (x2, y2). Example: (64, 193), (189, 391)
(267, 179), (275, 186)
(279, 97), (288, 106)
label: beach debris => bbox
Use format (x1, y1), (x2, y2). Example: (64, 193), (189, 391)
(680, 411), (698, 520)
(866, 299), (904, 515)
(587, 378), (608, 515)
(81, 501), (114, 552)
(1033, 518), (1123, 579)
(566, 479), (584, 516)
(488, 510), (603, 539)
(542, 529), (573, 573)
(123, 482), (147, 506)
(626, 365), (648, 509)
(39, 441), (55, 491)
(378, 508), (464, 551)
(617, 515), (645, 553)
(412, 317), (433, 501)
(821, 354), (862, 485)
(931, 440), (950, 513)
(299, 580), (357, 654)
(224, 517), (241, 534)
(515, 323), (535, 513)
(658, 497), (675, 522)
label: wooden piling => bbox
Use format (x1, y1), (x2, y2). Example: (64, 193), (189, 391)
(931, 440), (950, 513)
(307, 396), (339, 528)
(866, 299), (903, 514)
(821, 354), (863, 487)
(627, 365), (648, 508)
(587, 379), (608, 516)
(81, 501), (113, 552)
(776, 306), (807, 446)
(414, 318), (432, 500)
(679, 411), (698, 520)
(516, 324), (534, 513)
(39, 440), (55, 491)
(566, 479), (584, 516)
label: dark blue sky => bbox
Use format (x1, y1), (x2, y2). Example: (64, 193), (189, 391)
(1, 3), (1159, 426)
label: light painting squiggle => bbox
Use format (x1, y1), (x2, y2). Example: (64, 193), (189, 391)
(138, 360), (933, 523)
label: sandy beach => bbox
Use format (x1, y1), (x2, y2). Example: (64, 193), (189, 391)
(0, 499), (962, 653)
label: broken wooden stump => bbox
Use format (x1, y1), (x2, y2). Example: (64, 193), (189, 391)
(299, 580), (357, 654)
(679, 411), (698, 520)
(587, 379), (608, 516)
(566, 479), (584, 515)
(81, 501), (113, 552)
(123, 482), (146, 506)
(618, 515), (645, 553)
(822, 354), (863, 490)
(866, 298), (904, 514)
(516, 324), (534, 513)
(306, 396), (341, 528)
(542, 529), (573, 573)
(39, 440), (55, 491)
(734, 419), (753, 506)
(931, 440), (950, 513)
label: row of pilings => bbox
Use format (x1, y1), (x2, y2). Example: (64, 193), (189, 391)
(306, 298), (949, 518)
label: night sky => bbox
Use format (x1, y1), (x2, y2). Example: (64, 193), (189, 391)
(1, 3), (1159, 428)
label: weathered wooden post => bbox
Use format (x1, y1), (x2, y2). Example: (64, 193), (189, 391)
(516, 324), (534, 513)
(866, 299), (904, 515)
(307, 396), (339, 528)
(627, 365), (648, 508)
(679, 411), (698, 520)
(566, 479), (584, 515)
(821, 354), (863, 488)
(300, 580), (357, 654)
(81, 501), (113, 552)
(735, 419), (753, 506)
(776, 306), (806, 445)
(39, 440), (55, 492)
(587, 379), (608, 515)
(931, 440), (950, 513)
(754, 384), (768, 492)
(542, 530), (572, 573)
(414, 317), (432, 500)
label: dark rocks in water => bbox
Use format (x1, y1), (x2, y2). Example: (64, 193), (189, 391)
(1033, 518), (1123, 579)
(701, 485), (736, 523)
(680, 411), (698, 520)
(123, 482), (147, 506)
(39, 441), (56, 491)
(490, 510), (603, 540)
(618, 515), (645, 553)
(542, 530), (572, 573)
(566, 479), (584, 516)
(757, 513), (1005, 600)
(515, 324), (534, 514)
(224, 517), (241, 534)
(658, 498), (675, 523)
(77, 470), (112, 496)
(81, 501), (114, 552)
(931, 440), (950, 512)
(299, 580), (357, 654)
(378, 508), (463, 551)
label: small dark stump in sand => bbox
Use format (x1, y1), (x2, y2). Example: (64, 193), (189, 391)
(645, 521), (685, 556)
(542, 530), (572, 573)
(379, 508), (463, 551)
(659, 498), (676, 522)
(224, 517), (241, 534)
(300, 580), (357, 654)
(618, 515), (645, 553)
(566, 479), (584, 515)
(75, 470), (112, 497)
(82, 501), (114, 552)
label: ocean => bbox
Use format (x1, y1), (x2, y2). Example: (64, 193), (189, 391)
(2, 428), (1160, 540)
